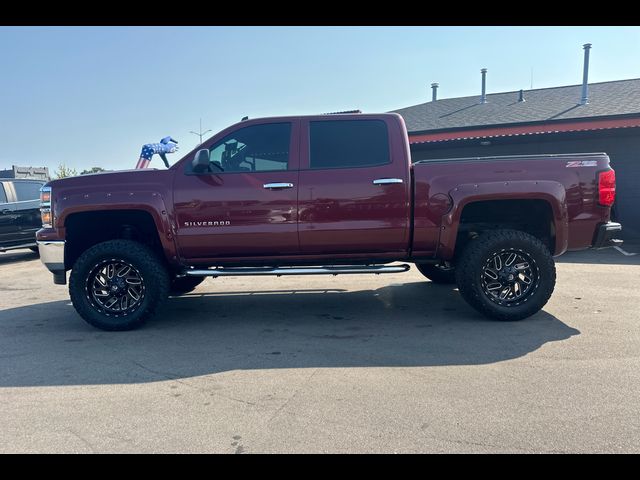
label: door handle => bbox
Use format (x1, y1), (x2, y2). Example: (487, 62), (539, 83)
(373, 178), (403, 185)
(1, 209), (10, 215)
(263, 183), (294, 189)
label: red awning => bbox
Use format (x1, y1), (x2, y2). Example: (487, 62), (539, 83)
(408, 117), (640, 144)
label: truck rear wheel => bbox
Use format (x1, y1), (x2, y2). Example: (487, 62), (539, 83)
(455, 230), (556, 321)
(69, 239), (169, 331)
(415, 262), (456, 284)
(170, 276), (205, 296)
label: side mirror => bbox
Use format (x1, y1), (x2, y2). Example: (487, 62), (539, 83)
(192, 149), (210, 172)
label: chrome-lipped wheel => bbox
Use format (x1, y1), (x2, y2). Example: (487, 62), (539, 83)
(86, 259), (145, 316)
(481, 249), (539, 306)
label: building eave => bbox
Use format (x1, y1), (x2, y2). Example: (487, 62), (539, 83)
(408, 115), (640, 145)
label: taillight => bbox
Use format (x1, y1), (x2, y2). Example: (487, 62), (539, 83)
(598, 169), (616, 207)
(40, 185), (53, 228)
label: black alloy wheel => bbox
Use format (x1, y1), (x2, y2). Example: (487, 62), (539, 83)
(480, 249), (539, 306)
(86, 259), (146, 316)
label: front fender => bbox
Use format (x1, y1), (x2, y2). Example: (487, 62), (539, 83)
(55, 190), (180, 266)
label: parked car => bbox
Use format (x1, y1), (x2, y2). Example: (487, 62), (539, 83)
(36, 113), (621, 331)
(0, 178), (45, 253)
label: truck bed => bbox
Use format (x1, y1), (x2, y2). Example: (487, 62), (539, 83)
(410, 152), (612, 258)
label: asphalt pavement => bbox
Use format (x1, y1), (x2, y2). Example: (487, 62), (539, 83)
(0, 246), (639, 453)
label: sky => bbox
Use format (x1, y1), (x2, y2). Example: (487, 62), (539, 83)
(1, 26), (639, 174)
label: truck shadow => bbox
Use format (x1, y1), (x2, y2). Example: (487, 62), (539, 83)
(555, 245), (640, 265)
(0, 282), (579, 387)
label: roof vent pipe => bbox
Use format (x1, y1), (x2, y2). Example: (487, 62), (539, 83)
(480, 68), (487, 104)
(431, 83), (439, 102)
(518, 89), (525, 102)
(581, 43), (592, 105)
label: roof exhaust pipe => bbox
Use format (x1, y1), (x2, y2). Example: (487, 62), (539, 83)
(580, 43), (592, 105)
(518, 89), (526, 102)
(431, 82), (439, 102)
(480, 68), (487, 104)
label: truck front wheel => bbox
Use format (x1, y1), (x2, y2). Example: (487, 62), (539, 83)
(69, 239), (170, 331)
(455, 230), (556, 321)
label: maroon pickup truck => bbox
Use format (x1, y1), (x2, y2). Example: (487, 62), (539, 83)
(36, 113), (621, 331)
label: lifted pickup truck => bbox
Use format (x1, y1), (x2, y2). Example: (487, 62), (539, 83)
(37, 113), (621, 330)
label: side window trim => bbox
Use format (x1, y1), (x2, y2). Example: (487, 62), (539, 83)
(3, 182), (17, 203)
(0, 183), (7, 204)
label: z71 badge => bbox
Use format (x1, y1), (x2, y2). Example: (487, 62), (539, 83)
(566, 160), (598, 167)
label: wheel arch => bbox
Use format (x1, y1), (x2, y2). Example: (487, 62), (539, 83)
(438, 182), (568, 260)
(64, 209), (177, 271)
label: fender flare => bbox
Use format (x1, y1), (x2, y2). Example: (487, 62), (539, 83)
(437, 180), (568, 259)
(57, 190), (181, 267)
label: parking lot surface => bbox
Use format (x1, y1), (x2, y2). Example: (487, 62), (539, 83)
(1, 247), (639, 453)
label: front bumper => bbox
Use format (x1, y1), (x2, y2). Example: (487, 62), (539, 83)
(37, 240), (66, 284)
(592, 222), (623, 249)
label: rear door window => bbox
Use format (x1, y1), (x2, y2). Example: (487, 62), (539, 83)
(309, 119), (390, 169)
(0, 184), (7, 203)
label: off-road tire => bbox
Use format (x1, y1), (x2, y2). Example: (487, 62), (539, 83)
(455, 229), (556, 321)
(69, 239), (169, 331)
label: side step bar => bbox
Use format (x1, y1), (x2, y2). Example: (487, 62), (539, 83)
(185, 264), (411, 277)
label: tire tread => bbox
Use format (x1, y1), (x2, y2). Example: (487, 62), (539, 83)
(455, 229), (556, 321)
(69, 239), (169, 331)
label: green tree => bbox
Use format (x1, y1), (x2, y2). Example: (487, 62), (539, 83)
(80, 166), (106, 175)
(54, 163), (77, 179)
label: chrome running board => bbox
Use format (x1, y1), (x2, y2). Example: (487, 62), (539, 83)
(185, 264), (411, 277)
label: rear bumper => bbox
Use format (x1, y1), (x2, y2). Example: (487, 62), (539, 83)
(37, 240), (67, 284)
(592, 222), (623, 249)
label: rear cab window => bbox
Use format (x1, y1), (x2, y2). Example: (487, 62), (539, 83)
(13, 181), (43, 202)
(309, 119), (390, 169)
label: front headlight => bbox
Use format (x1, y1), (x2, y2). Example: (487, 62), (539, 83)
(40, 185), (53, 228)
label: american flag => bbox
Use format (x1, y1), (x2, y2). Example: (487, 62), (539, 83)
(135, 138), (178, 169)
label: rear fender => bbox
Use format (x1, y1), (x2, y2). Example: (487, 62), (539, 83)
(438, 180), (568, 259)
